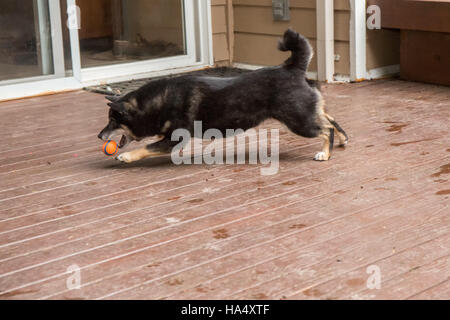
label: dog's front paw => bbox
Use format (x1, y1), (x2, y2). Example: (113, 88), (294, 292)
(116, 152), (133, 163)
(314, 152), (330, 161)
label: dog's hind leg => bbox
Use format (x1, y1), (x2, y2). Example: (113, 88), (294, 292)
(324, 113), (348, 147)
(274, 110), (334, 161)
(314, 128), (334, 161)
(311, 91), (349, 161)
(116, 138), (180, 163)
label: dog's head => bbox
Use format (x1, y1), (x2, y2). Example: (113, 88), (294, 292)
(97, 95), (141, 149)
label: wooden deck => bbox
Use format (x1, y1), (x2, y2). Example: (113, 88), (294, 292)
(0, 79), (448, 300)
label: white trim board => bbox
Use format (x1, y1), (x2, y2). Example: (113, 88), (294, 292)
(66, 0), (82, 81)
(0, 65), (212, 102)
(349, 0), (367, 82)
(334, 64), (400, 83)
(48, 0), (65, 77)
(204, 0), (215, 66)
(366, 65), (400, 80)
(334, 74), (351, 83)
(0, 77), (83, 102)
(316, 0), (335, 82)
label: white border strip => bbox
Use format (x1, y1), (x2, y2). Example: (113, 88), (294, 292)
(335, 65), (400, 83)
(367, 64), (400, 80)
(350, 0), (367, 81)
(67, 0), (82, 81)
(316, 0), (335, 82)
(204, 0), (214, 66)
(0, 65), (211, 102)
(334, 74), (351, 83)
(48, 0), (66, 77)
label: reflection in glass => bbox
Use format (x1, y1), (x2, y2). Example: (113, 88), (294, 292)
(77, 0), (186, 68)
(0, 0), (54, 82)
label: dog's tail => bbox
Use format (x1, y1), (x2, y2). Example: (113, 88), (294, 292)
(278, 28), (313, 71)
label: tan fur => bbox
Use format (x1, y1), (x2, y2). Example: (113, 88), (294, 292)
(315, 92), (333, 130)
(317, 133), (331, 160)
(128, 97), (138, 108)
(152, 93), (166, 109)
(314, 91), (333, 161)
(161, 121), (172, 133)
(312, 90), (348, 161)
(120, 125), (139, 140)
(116, 148), (169, 163)
(325, 113), (347, 146)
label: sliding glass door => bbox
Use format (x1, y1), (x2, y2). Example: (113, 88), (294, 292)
(0, 0), (212, 100)
(73, 0), (186, 69)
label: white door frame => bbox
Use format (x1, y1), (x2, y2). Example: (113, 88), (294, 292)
(316, 0), (335, 82)
(0, 0), (213, 101)
(48, 0), (66, 77)
(349, 0), (367, 81)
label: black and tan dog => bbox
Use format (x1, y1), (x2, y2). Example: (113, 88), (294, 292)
(98, 29), (348, 164)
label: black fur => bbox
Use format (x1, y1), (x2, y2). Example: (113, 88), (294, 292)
(98, 29), (347, 157)
(329, 119), (348, 142)
(329, 128), (335, 151)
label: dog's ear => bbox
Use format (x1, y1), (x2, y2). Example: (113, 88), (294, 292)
(105, 95), (119, 102)
(107, 102), (126, 114)
(124, 97), (138, 109)
(107, 95), (138, 114)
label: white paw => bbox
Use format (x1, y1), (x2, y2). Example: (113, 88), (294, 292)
(116, 153), (132, 163)
(314, 152), (330, 161)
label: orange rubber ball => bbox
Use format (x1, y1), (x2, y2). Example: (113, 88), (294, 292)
(102, 140), (118, 156)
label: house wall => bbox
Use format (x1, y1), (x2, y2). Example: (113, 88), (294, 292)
(366, 28), (400, 70)
(111, 1), (399, 76)
(233, 0), (317, 71)
(334, 0), (350, 75)
(366, 0), (400, 70)
(230, 0), (351, 75)
(211, 0), (234, 66)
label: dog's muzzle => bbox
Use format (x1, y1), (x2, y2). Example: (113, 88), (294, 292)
(98, 129), (131, 149)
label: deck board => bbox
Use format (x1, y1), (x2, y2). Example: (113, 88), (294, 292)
(0, 80), (449, 300)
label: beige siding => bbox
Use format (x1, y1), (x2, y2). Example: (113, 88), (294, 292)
(212, 0), (233, 66)
(233, 0), (317, 71)
(232, 0), (351, 75)
(366, 29), (400, 70)
(210, 0), (399, 77)
(334, 1), (350, 75)
(365, 0), (401, 70)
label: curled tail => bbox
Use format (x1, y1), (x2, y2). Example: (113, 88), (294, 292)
(278, 28), (313, 71)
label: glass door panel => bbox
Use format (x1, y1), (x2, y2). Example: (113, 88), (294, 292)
(0, 0), (54, 81)
(77, 0), (186, 69)
(0, 0), (210, 101)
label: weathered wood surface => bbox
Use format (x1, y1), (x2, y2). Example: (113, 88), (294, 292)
(0, 80), (448, 300)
